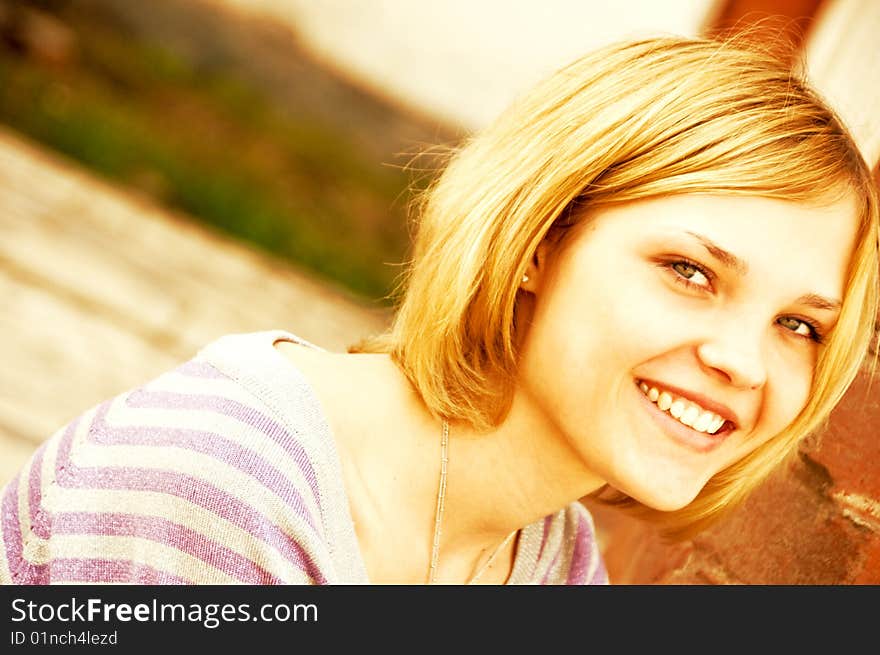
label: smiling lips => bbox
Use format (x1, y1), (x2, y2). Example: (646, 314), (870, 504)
(637, 380), (732, 435)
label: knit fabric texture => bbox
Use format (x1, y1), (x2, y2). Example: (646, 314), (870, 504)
(1, 329), (608, 585)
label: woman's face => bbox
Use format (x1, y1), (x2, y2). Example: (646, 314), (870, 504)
(518, 193), (860, 511)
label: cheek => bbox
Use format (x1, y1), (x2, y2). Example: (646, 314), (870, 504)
(768, 336), (815, 415)
(767, 362), (813, 435)
(594, 272), (697, 360)
(531, 272), (641, 370)
(731, 358), (813, 467)
(529, 260), (692, 391)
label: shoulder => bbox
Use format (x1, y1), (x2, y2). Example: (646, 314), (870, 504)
(1, 330), (360, 585)
(514, 501), (609, 585)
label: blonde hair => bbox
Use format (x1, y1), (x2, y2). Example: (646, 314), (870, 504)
(352, 35), (880, 538)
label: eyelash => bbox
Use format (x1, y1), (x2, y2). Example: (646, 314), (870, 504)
(660, 258), (826, 345)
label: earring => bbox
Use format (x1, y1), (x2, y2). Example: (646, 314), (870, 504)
(522, 274), (529, 284)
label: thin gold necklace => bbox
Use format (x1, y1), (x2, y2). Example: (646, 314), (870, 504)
(427, 419), (517, 584)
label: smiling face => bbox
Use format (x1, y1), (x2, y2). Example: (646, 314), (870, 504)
(517, 193), (860, 511)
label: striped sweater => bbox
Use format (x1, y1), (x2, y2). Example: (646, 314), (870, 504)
(1, 329), (608, 585)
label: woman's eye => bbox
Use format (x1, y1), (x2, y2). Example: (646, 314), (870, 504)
(778, 316), (823, 343)
(670, 260), (711, 289)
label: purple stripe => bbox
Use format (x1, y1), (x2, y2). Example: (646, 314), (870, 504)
(123, 388), (321, 510)
(1, 472), (49, 584)
(174, 360), (228, 379)
(50, 558), (192, 584)
(27, 443), (50, 540)
(51, 410), (326, 583)
(565, 512), (593, 585)
(53, 512), (286, 584)
(92, 397), (319, 531)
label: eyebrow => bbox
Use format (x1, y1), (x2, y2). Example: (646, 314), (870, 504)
(795, 293), (842, 312)
(683, 231), (842, 312)
(685, 231), (749, 276)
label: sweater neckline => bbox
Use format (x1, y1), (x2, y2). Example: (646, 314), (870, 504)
(208, 329), (541, 584)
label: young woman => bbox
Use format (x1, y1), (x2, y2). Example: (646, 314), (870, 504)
(2, 35), (878, 585)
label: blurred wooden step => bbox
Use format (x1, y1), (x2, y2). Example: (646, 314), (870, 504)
(0, 127), (391, 486)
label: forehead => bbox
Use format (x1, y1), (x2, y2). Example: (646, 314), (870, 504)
(573, 193), (860, 294)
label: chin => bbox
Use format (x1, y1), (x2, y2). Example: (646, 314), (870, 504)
(645, 494), (698, 513)
(622, 479), (704, 513)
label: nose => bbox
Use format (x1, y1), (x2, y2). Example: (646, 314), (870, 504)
(696, 329), (767, 390)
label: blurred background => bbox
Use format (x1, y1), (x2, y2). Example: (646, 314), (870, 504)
(1, 0), (878, 583)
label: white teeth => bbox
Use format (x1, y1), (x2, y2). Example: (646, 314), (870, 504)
(638, 380), (727, 435)
(679, 405), (699, 427)
(693, 411), (713, 432)
(669, 399), (685, 419)
(657, 391), (672, 411)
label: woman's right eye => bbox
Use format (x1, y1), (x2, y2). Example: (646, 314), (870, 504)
(666, 259), (713, 291)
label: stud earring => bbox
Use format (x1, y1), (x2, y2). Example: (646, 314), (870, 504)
(522, 274), (529, 284)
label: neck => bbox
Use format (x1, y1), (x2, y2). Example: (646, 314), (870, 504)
(339, 353), (604, 581)
(437, 389), (604, 556)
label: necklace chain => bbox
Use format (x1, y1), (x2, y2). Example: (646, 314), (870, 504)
(427, 420), (449, 583)
(427, 419), (517, 584)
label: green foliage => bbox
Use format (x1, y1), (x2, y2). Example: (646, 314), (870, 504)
(0, 26), (418, 304)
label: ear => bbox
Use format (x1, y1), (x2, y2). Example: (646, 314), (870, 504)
(520, 238), (554, 293)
